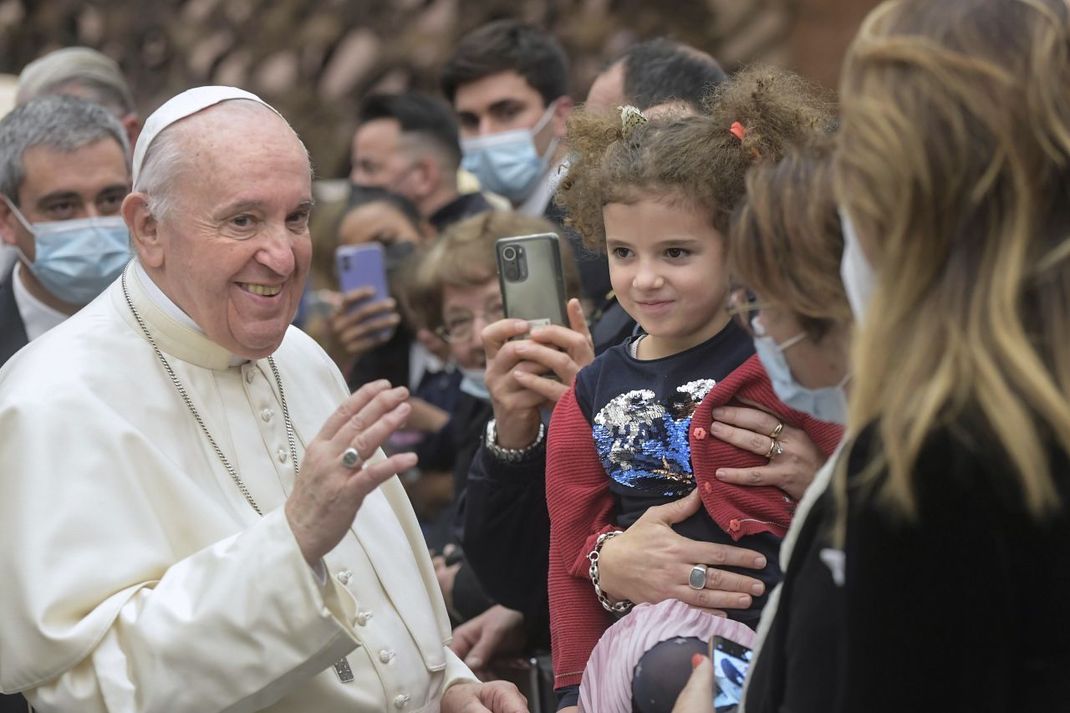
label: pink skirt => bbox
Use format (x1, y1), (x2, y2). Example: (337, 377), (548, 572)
(578, 598), (757, 713)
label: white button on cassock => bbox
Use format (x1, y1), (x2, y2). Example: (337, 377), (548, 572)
(355, 610), (372, 626)
(393, 693), (410, 709)
(261, 408), (274, 422)
(277, 448), (287, 463)
(379, 649), (395, 663)
(336, 569), (352, 585)
(245, 370), (255, 384)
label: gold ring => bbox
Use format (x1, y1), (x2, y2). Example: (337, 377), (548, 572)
(769, 421), (784, 439)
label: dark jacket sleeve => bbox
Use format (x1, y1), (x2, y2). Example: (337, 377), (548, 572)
(461, 441), (552, 620)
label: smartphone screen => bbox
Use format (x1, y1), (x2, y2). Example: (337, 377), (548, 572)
(710, 636), (753, 712)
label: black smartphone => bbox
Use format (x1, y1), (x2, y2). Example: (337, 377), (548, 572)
(710, 635), (753, 712)
(495, 233), (569, 332)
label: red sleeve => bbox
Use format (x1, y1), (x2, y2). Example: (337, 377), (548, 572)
(546, 384), (618, 690)
(692, 355), (845, 539)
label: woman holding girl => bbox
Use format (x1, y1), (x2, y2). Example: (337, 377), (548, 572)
(545, 67), (841, 712)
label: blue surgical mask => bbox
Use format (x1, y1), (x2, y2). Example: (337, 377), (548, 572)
(751, 317), (849, 425)
(461, 102), (559, 204)
(459, 367), (490, 401)
(838, 206), (874, 323)
(4, 197), (131, 305)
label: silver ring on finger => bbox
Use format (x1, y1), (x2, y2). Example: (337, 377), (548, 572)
(688, 564), (709, 590)
(341, 447), (363, 470)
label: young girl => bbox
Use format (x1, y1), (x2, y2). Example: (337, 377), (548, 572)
(545, 67), (841, 712)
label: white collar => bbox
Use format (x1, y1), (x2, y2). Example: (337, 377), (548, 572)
(519, 154), (569, 217)
(11, 262), (68, 341)
(117, 262), (248, 370)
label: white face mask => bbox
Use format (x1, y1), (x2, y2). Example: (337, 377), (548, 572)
(751, 317), (849, 426)
(460, 101), (560, 204)
(3, 196), (131, 305)
(459, 367), (490, 401)
(838, 206), (875, 322)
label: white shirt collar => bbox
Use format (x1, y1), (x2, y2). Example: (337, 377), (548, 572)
(519, 155), (569, 217)
(127, 261), (248, 368)
(12, 263), (67, 341)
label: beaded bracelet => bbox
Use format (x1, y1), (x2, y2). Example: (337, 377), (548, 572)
(587, 530), (634, 615)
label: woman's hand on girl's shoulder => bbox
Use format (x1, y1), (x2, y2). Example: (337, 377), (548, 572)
(707, 403), (825, 501)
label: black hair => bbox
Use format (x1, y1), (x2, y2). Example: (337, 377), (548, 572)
(440, 20), (569, 106)
(622, 38), (727, 112)
(358, 92), (462, 170)
(346, 185), (423, 230)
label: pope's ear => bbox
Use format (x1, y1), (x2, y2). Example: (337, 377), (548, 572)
(122, 192), (163, 268)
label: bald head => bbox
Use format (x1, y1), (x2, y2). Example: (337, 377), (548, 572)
(18, 47), (140, 145)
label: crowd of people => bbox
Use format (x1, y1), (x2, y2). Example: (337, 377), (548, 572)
(1, 0), (1069, 711)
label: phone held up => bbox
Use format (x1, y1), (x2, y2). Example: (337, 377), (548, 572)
(495, 233), (568, 334)
(335, 243), (394, 339)
(709, 635), (753, 713)
(335, 243), (389, 305)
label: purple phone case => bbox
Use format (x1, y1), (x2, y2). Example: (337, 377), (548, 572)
(335, 243), (389, 305)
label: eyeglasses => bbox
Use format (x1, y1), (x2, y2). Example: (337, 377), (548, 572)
(436, 304), (505, 343)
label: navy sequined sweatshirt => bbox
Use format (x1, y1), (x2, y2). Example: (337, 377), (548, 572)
(573, 322), (784, 622)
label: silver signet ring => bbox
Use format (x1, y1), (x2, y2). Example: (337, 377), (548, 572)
(341, 447), (362, 470)
(688, 564), (708, 590)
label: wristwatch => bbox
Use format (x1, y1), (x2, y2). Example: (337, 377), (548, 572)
(484, 418), (546, 463)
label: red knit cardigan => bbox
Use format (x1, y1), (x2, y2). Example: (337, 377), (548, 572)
(545, 354), (843, 689)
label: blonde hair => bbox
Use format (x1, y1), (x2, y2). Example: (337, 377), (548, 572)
(834, 0), (1070, 518)
(404, 211), (579, 331)
(729, 141), (851, 341)
(558, 65), (835, 250)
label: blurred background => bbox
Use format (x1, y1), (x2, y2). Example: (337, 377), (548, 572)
(0, 0), (880, 178)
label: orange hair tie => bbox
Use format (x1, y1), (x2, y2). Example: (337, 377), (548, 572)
(730, 121), (746, 142)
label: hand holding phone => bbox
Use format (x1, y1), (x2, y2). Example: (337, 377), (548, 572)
(336, 243), (389, 307)
(332, 244), (398, 355)
(710, 636), (753, 712)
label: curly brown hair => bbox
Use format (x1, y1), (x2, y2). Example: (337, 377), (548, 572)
(557, 65), (836, 251)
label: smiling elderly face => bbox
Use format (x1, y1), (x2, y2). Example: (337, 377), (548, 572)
(134, 101), (313, 359)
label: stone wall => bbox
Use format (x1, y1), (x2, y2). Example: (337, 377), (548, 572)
(0, 0), (881, 177)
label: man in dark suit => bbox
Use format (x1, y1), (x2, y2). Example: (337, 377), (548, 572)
(0, 94), (131, 370)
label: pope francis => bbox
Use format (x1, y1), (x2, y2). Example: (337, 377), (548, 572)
(0, 87), (526, 713)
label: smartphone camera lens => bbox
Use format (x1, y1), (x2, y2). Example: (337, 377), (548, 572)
(502, 246), (517, 262)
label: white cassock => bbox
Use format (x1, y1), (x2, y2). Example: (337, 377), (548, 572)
(0, 263), (475, 712)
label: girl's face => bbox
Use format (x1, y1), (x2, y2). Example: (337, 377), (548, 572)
(604, 197), (730, 358)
